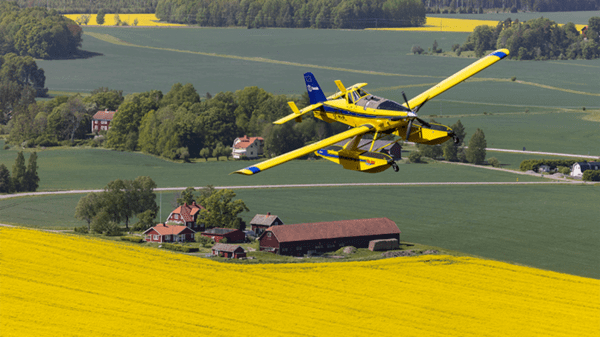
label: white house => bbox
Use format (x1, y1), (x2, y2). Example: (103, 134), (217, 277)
(232, 135), (264, 159)
(571, 162), (600, 177)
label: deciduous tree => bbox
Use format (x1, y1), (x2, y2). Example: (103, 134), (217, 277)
(197, 189), (249, 230)
(466, 128), (487, 164)
(24, 151), (39, 191)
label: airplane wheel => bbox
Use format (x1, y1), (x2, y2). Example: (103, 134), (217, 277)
(392, 162), (399, 172)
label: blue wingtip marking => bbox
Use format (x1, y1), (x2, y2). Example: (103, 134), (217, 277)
(490, 50), (507, 59)
(247, 166), (261, 174)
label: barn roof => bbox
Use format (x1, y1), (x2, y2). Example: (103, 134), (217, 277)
(263, 218), (400, 243)
(144, 224), (195, 235)
(92, 109), (116, 120)
(250, 213), (280, 226)
(203, 228), (238, 235)
(575, 162), (600, 170)
(212, 243), (244, 253)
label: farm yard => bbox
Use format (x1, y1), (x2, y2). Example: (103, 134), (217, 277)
(1, 227), (598, 337)
(2, 10), (600, 336)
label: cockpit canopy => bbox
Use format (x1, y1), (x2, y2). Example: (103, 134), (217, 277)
(348, 89), (411, 112)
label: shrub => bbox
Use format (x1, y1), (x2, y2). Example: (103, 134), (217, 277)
(220, 237), (228, 244)
(411, 45), (424, 55)
(121, 236), (144, 243)
(408, 151), (422, 163)
(511, 76), (517, 81)
(73, 225), (89, 234)
(488, 157), (500, 167)
(558, 166), (571, 175)
(452, 43), (460, 52)
(162, 243), (199, 253)
(582, 170), (600, 181)
(196, 235), (214, 247)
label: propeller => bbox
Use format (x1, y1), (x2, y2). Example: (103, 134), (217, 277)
(400, 91), (433, 141)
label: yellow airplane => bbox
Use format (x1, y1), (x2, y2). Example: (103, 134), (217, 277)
(234, 49), (509, 175)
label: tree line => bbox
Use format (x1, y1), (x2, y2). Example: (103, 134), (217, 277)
(4, 0), (160, 14)
(455, 16), (600, 60)
(155, 0), (426, 29)
(4, 82), (347, 161)
(424, 0), (599, 13)
(0, 2), (83, 59)
(0, 151), (39, 193)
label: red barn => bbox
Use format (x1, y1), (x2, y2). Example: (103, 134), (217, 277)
(167, 201), (205, 231)
(91, 109), (116, 133)
(259, 218), (400, 256)
(201, 228), (245, 243)
(143, 223), (196, 243)
(211, 243), (246, 259)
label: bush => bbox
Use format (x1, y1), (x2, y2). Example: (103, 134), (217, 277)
(121, 236), (144, 243)
(511, 76), (517, 81)
(582, 170), (600, 181)
(452, 43), (460, 52)
(488, 157), (500, 167)
(411, 45), (424, 55)
(220, 237), (228, 244)
(196, 235), (214, 247)
(73, 225), (89, 234)
(162, 243), (199, 252)
(558, 166), (571, 175)
(408, 151), (422, 163)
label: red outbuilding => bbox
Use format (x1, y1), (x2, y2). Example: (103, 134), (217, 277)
(259, 217), (400, 256)
(91, 109), (116, 133)
(211, 243), (246, 259)
(143, 223), (196, 243)
(201, 228), (245, 243)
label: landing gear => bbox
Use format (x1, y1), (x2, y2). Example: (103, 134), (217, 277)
(391, 162), (399, 172)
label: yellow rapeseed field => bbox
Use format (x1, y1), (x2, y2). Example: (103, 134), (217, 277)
(369, 17), (587, 32)
(1, 227), (598, 336)
(64, 14), (186, 27)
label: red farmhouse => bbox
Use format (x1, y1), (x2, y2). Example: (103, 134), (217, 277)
(250, 212), (283, 235)
(167, 201), (205, 231)
(211, 243), (247, 259)
(91, 109), (116, 133)
(202, 228), (245, 243)
(143, 223), (196, 243)
(259, 217), (400, 256)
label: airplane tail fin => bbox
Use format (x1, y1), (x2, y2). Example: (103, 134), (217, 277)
(304, 72), (327, 104)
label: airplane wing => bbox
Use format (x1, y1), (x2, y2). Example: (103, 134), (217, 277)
(273, 102), (323, 125)
(232, 124), (375, 175)
(405, 49), (509, 109)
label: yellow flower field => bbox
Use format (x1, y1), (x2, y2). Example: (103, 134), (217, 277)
(368, 17), (587, 32)
(64, 14), (187, 27)
(1, 227), (598, 336)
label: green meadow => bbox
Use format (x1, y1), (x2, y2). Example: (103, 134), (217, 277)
(36, 27), (600, 156)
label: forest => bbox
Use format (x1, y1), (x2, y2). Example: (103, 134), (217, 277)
(456, 16), (600, 59)
(0, 2), (83, 59)
(155, 0), (427, 28)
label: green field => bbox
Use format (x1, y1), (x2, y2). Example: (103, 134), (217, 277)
(35, 27), (600, 156)
(1, 183), (598, 279)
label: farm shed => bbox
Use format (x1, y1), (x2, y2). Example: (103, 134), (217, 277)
(259, 218), (400, 256)
(211, 243), (246, 259)
(167, 201), (205, 231)
(91, 109), (116, 133)
(144, 224), (195, 243)
(250, 212), (283, 235)
(202, 228), (245, 243)
(232, 135), (264, 159)
(571, 162), (600, 177)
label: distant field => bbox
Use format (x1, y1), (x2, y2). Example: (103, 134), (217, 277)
(64, 13), (185, 27)
(35, 27), (600, 155)
(429, 10), (600, 25)
(2, 227), (598, 336)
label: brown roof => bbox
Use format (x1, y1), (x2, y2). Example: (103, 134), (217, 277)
(144, 223), (195, 235)
(211, 243), (244, 253)
(264, 218), (400, 243)
(250, 213), (280, 226)
(92, 109), (116, 120)
(171, 201), (205, 222)
(233, 135), (263, 149)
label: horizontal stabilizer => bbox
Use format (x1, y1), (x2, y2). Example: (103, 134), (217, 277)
(273, 102), (323, 125)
